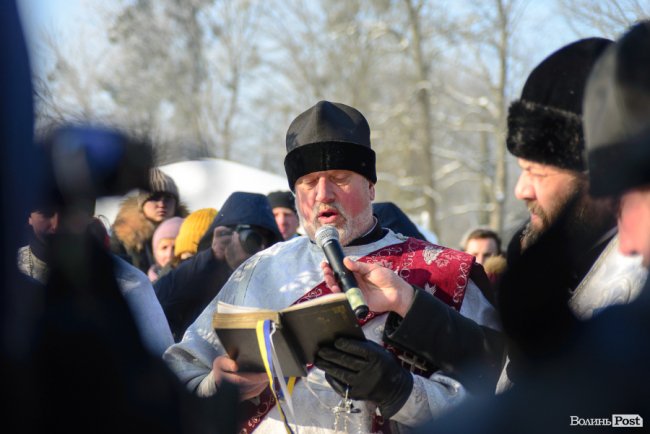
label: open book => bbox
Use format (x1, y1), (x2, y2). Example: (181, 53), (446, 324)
(212, 292), (365, 377)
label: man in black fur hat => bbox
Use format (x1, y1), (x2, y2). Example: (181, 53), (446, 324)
(498, 37), (647, 392)
(415, 23), (650, 434)
(165, 101), (502, 432)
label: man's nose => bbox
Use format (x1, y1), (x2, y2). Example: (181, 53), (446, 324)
(315, 177), (335, 203)
(617, 217), (638, 257)
(514, 172), (534, 201)
(50, 213), (60, 232)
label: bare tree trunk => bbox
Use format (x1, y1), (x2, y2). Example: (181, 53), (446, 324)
(490, 0), (509, 235)
(404, 0), (438, 234)
(479, 131), (491, 226)
(221, 69), (240, 160)
(186, 3), (209, 158)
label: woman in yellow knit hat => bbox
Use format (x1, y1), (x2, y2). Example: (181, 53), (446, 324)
(174, 208), (218, 262)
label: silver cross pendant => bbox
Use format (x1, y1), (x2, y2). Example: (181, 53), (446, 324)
(332, 386), (361, 414)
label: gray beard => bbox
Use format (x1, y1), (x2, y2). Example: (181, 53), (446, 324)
(299, 204), (374, 246)
(520, 222), (541, 251)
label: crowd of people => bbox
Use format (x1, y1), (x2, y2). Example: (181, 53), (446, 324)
(4, 2), (650, 432)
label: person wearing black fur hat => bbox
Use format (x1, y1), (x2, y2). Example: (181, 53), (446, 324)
(155, 192), (282, 341)
(110, 167), (189, 273)
(412, 23), (650, 434)
(498, 37), (647, 393)
(165, 101), (502, 432)
(267, 190), (301, 240)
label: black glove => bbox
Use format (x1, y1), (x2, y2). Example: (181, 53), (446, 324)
(315, 337), (413, 419)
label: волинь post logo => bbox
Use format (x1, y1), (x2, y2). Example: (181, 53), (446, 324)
(569, 415), (643, 428)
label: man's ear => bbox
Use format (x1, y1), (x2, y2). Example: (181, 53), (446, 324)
(369, 182), (376, 201)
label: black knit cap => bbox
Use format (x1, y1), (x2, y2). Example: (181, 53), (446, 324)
(284, 100), (376, 191)
(585, 21), (650, 196)
(507, 38), (613, 171)
(267, 190), (296, 213)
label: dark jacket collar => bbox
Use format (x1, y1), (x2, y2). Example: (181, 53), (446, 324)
(347, 219), (387, 247)
(28, 231), (49, 263)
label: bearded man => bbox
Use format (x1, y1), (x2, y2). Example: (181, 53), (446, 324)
(164, 101), (501, 433)
(498, 37), (647, 392)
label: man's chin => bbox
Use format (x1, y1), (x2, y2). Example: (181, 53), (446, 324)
(521, 223), (544, 250)
(313, 223), (351, 244)
(642, 255), (650, 269)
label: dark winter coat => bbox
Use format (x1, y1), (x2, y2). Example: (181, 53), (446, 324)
(383, 269), (505, 395)
(372, 202), (427, 241)
(154, 248), (232, 341)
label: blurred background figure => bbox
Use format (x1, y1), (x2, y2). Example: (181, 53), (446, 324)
(174, 207), (218, 261)
(17, 204), (59, 283)
(460, 227), (502, 266)
(110, 167), (189, 273)
(460, 227), (506, 296)
(267, 190), (300, 239)
(148, 216), (184, 282)
(15, 126), (176, 358)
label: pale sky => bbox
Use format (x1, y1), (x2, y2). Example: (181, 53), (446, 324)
(15, 0), (601, 82)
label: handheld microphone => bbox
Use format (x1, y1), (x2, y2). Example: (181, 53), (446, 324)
(315, 226), (369, 319)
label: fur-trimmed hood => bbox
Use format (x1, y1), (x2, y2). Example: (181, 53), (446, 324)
(111, 195), (189, 252)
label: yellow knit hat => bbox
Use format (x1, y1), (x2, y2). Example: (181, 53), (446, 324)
(174, 207), (218, 258)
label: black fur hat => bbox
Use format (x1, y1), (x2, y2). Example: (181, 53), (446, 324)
(284, 100), (376, 191)
(507, 38), (613, 171)
(585, 21), (650, 196)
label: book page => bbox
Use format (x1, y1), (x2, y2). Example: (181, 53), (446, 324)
(280, 292), (349, 313)
(217, 301), (274, 314)
(213, 302), (279, 329)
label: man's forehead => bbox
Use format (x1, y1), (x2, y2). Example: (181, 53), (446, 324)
(467, 237), (498, 250)
(297, 169), (359, 180)
(622, 186), (650, 202)
(516, 158), (566, 174)
(298, 169), (354, 179)
(517, 158), (545, 169)
(30, 209), (57, 218)
(273, 206), (296, 215)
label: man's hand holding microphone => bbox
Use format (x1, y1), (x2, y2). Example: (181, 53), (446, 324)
(314, 225), (415, 419)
